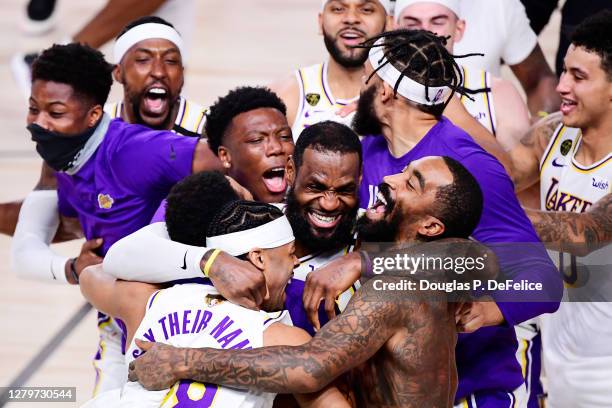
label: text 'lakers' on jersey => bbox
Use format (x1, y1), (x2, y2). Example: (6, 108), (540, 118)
(104, 96), (207, 137)
(292, 62), (357, 141)
(122, 284), (285, 408)
(539, 123), (612, 407)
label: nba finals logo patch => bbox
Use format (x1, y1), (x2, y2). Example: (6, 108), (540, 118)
(97, 193), (114, 209)
(560, 140), (572, 156)
(306, 93), (321, 106)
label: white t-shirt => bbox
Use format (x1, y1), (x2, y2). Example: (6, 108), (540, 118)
(453, 0), (538, 76)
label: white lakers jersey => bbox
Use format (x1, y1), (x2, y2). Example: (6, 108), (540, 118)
(291, 62), (357, 141)
(460, 66), (497, 135)
(104, 96), (207, 137)
(121, 284), (285, 408)
(294, 244), (360, 313)
(539, 124), (612, 407)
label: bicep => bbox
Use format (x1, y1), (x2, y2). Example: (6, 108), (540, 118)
(491, 78), (531, 151)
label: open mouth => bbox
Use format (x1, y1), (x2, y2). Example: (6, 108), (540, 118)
(339, 29), (366, 47)
(560, 98), (577, 115)
(368, 188), (394, 219)
(307, 210), (342, 229)
(262, 167), (287, 194)
(142, 86), (169, 116)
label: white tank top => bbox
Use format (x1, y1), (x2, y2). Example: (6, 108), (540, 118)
(291, 62), (357, 141)
(539, 124), (612, 406)
(459, 65), (497, 135)
(104, 96), (207, 137)
(121, 284), (287, 408)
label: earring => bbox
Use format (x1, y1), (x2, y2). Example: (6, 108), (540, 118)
(223, 162), (230, 168)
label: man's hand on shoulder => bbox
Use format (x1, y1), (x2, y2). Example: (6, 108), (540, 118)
(128, 339), (188, 390)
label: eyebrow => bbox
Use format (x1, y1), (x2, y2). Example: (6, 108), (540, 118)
(413, 169), (425, 191)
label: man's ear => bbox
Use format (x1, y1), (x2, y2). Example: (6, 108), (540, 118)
(285, 156), (296, 186)
(218, 146), (232, 171)
(318, 12), (324, 35)
(454, 19), (466, 44)
(381, 81), (394, 104)
(417, 215), (445, 238)
(246, 248), (265, 271)
(112, 64), (123, 84)
(87, 105), (103, 127)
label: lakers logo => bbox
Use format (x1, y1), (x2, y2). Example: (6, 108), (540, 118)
(306, 93), (321, 106)
(560, 140), (572, 156)
(97, 193), (114, 209)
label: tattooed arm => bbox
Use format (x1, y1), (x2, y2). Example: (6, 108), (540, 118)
(129, 277), (407, 393)
(508, 112), (562, 192)
(525, 193), (611, 256)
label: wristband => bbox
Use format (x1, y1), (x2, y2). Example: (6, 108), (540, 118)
(69, 258), (79, 284)
(203, 249), (221, 278)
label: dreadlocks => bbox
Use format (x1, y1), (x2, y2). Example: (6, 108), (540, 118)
(357, 29), (486, 114)
(207, 200), (284, 237)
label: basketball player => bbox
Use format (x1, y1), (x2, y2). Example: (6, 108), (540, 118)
(488, 13), (611, 407)
(300, 29), (562, 406)
(104, 121), (363, 335)
(394, 0), (539, 208)
(12, 43), (263, 396)
(128, 156), (490, 407)
(271, 0), (392, 139)
(80, 173), (349, 407)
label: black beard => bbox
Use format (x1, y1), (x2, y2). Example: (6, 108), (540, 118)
(357, 210), (401, 243)
(352, 84), (382, 136)
(285, 188), (357, 254)
(323, 30), (369, 69)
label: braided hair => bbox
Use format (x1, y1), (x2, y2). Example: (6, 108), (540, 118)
(356, 29), (487, 114)
(207, 200), (284, 237)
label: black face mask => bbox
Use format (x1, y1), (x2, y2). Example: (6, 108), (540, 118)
(28, 121), (99, 172)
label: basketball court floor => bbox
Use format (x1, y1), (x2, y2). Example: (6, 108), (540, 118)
(0, 1), (560, 406)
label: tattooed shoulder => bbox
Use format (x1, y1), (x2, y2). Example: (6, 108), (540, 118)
(520, 112), (563, 150)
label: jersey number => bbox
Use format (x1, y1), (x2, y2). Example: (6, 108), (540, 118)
(166, 380), (219, 407)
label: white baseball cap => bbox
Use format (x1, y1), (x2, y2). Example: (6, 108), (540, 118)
(394, 0), (461, 23)
(321, 0), (394, 15)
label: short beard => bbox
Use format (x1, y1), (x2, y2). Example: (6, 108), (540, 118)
(357, 211), (401, 243)
(285, 189), (357, 254)
(352, 84), (382, 136)
(323, 30), (369, 69)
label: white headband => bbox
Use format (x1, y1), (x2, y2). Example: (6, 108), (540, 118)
(206, 216), (295, 256)
(113, 23), (185, 64)
(394, 0), (461, 23)
(321, 0), (394, 15)
(368, 38), (452, 105)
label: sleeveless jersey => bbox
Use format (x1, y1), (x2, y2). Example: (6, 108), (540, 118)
(121, 284), (286, 408)
(460, 65), (497, 135)
(539, 124), (612, 407)
(291, 62), (357, 141)
(104, 96), (207, 137)
(285, 243), (360, 335)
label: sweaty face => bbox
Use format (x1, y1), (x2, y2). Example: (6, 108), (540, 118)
(260, 242), (299, 311)
(557, 44), (612, 129)
(358, 156), (453, 242)
(220, 108), (294, 203)
(286, 149), (360, 253)
(320, 0), (387, 68)
(118, 38), (184, 130)
(28, 80), (95, 135)
(395, 3), (462, 51)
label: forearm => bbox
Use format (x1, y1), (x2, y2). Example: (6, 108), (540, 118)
(10, 190), (70, 284)
(103, 223), (208, 282)
(525, 76), (561, 117)
(0, 201), (22, 236)
(72, 0), (167, 48)
(525, 196), (611, 256)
